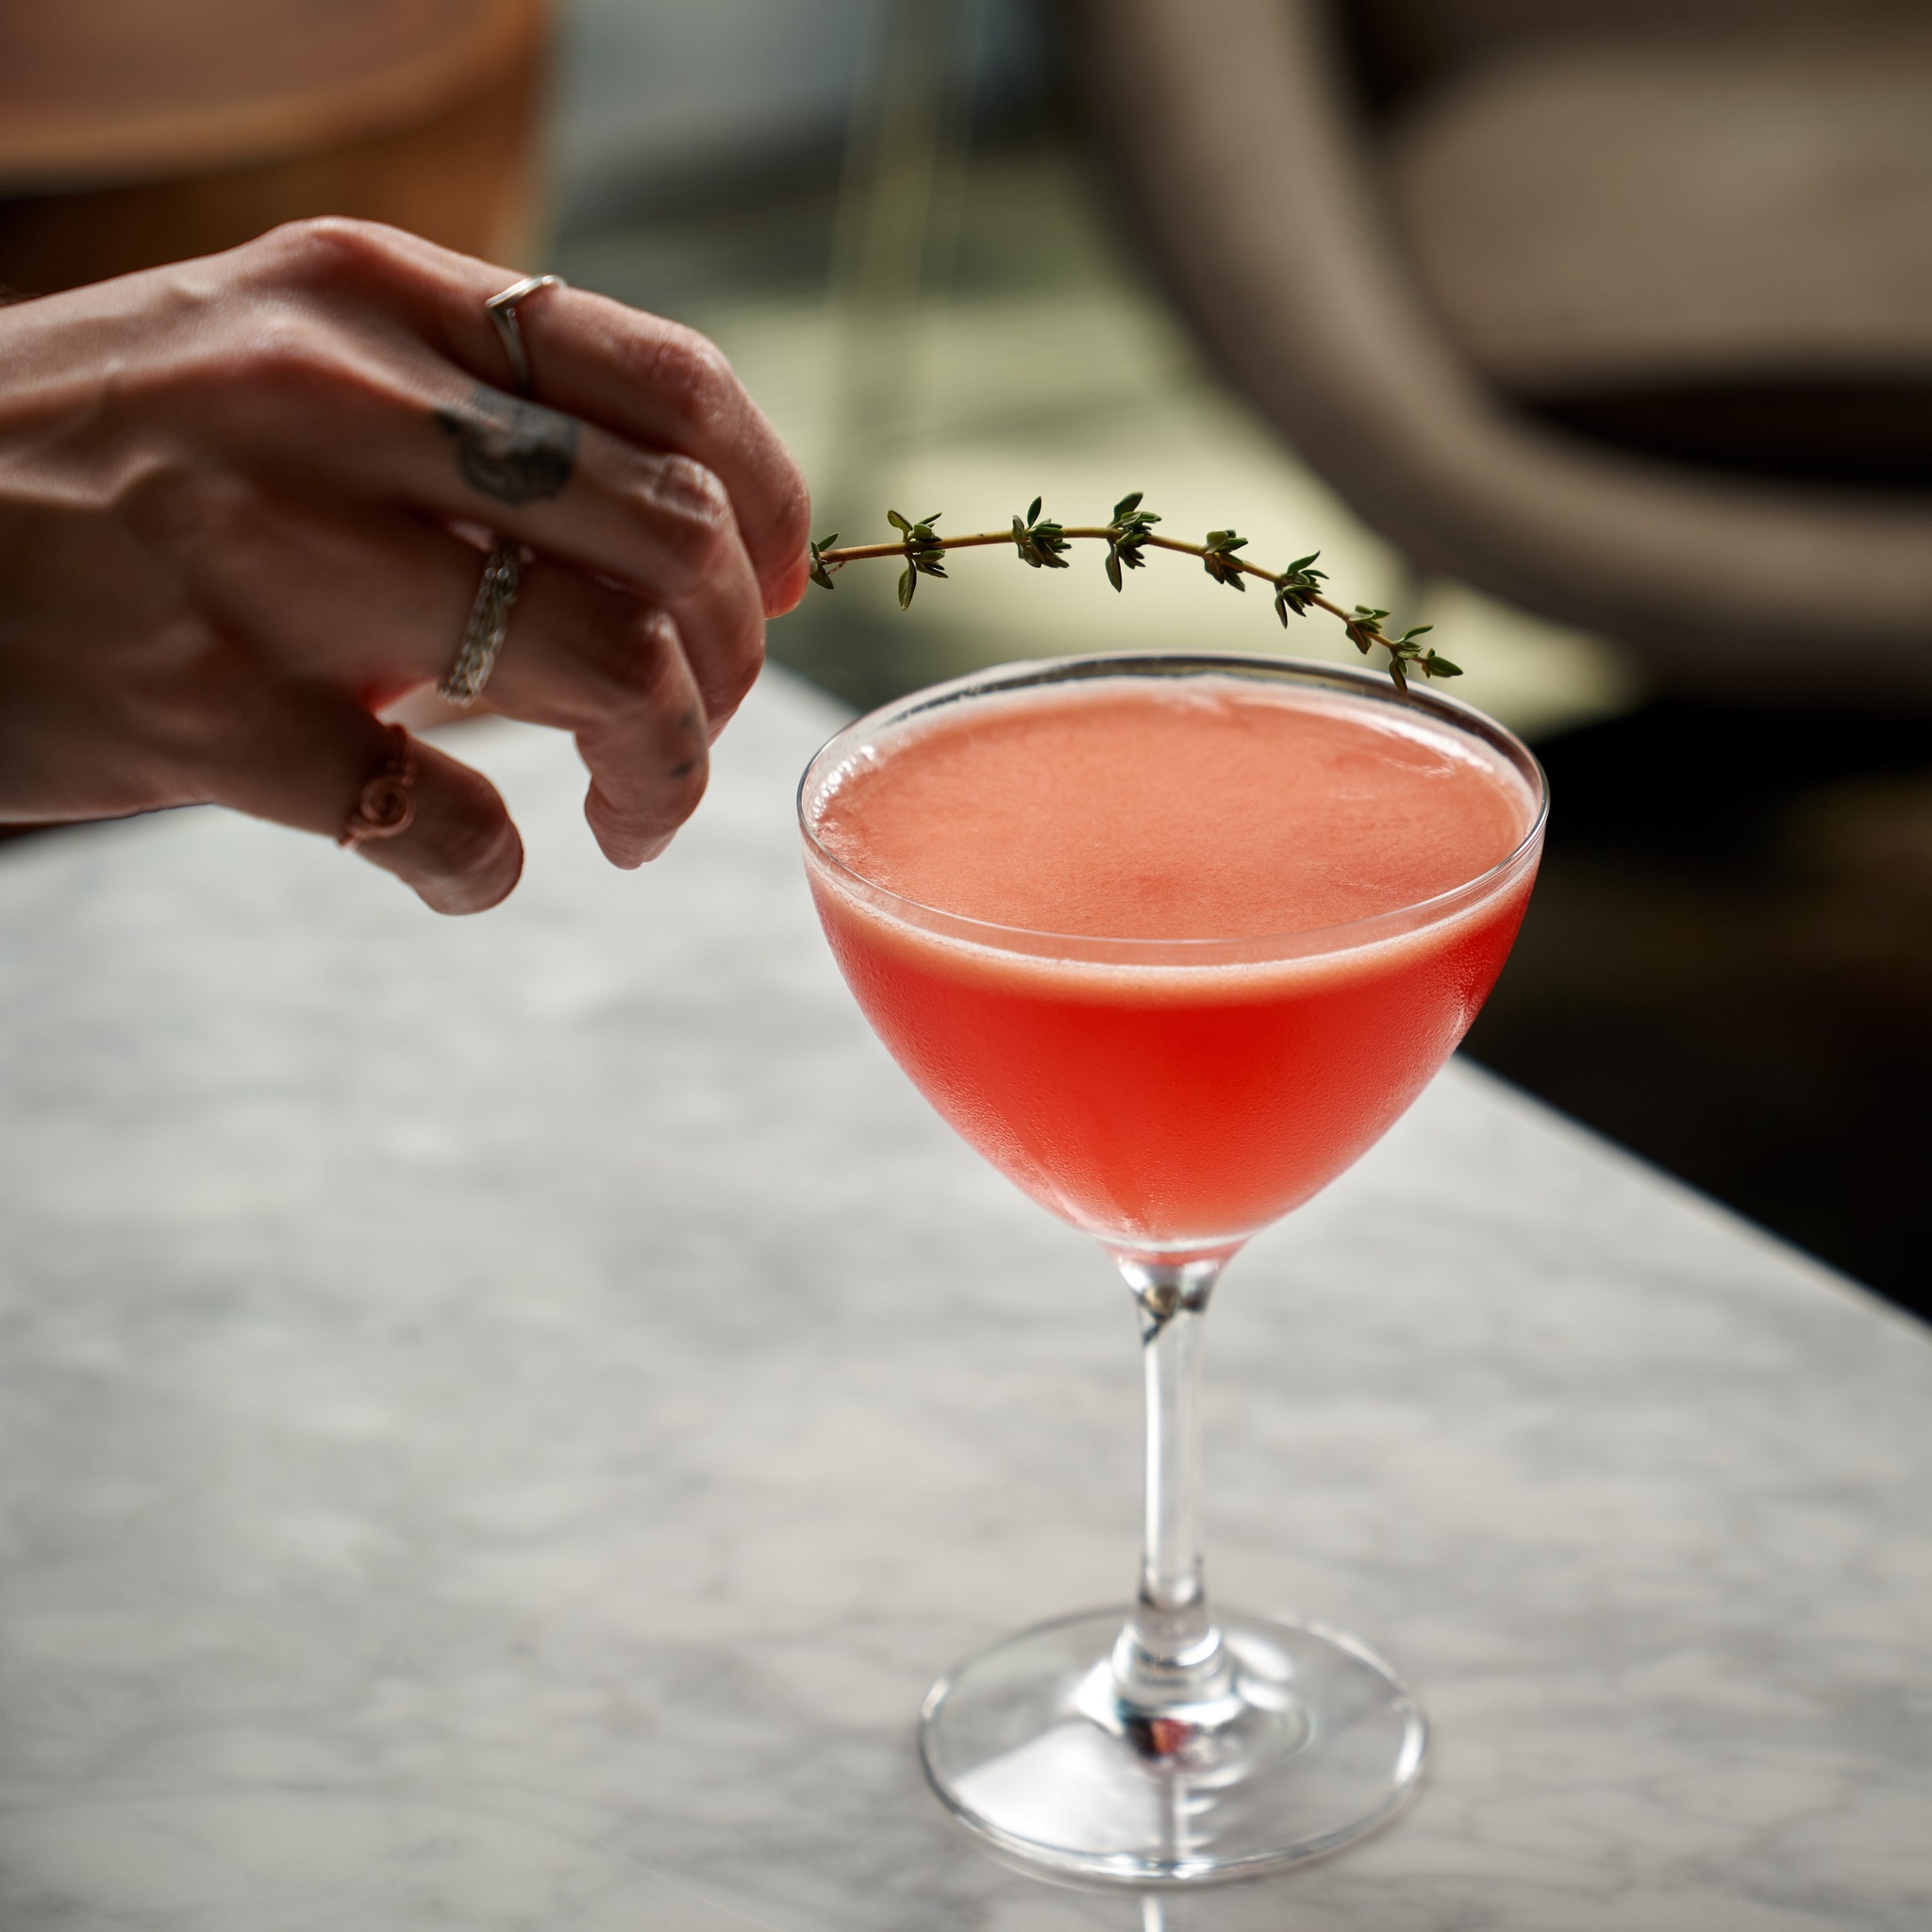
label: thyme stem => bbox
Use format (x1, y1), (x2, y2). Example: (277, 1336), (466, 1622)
(809, 500), (1461, 692)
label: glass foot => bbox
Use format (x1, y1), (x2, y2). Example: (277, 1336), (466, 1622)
(918, 1606), (1426, 1886)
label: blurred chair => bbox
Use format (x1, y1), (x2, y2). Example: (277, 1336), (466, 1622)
(1074, 0), (1932, 697)
(0, 0), (548, 295)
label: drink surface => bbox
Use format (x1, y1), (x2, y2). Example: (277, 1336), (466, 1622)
(806, 675), (1541, 1255)
(813, 680), (1529, 941)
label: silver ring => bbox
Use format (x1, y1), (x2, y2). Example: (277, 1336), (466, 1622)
(485, 273), (567, 399)
(438, 542), (523, 707)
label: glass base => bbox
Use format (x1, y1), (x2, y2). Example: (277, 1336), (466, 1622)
(918, 1606), (1426, 1887)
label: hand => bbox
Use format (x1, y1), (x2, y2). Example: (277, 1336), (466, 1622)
(0, 218), (811, 911)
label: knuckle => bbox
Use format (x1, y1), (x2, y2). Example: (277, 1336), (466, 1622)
(578, 604), (689, 718)
(585, 613), (710, 813)
(657, 452), (733, 528)
(635, 324), (736, 437)
(120, 458), (258, 553)
(597, 634), (675, 712)
(251, 216), (400, 288)
(142, 625), (255, 774)
(220, 308), (352, 399)
(632, 454), (735, 585)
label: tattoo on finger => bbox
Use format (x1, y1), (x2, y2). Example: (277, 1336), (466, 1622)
(435, 386), (578, 505)
(670, 704), (705, 780)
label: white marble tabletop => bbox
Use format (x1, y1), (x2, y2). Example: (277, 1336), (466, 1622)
(0, 667), (1926, 1932)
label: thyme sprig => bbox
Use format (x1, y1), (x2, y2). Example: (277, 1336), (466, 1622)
(808, 492), (1463, 691)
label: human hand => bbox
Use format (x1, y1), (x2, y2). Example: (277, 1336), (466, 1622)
(0, 219), (811, 911)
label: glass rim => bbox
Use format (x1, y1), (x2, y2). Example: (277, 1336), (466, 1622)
(796, 650), (1551, 963)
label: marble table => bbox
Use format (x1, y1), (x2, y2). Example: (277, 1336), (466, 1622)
(0, 668), (1926, 1932)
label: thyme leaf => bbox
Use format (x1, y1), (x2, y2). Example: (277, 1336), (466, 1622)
(1104, 491), (1160, 592)
(1011, 495), (1072, 570)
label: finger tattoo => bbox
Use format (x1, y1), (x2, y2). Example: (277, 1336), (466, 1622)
(670, 704), (705, 780)
(435, 386), (578, 505)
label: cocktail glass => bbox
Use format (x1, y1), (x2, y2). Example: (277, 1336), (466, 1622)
(797, 653), (1546, 1885)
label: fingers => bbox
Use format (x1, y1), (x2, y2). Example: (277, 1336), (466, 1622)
(448, 283), (811, 618)
(210, 684), (522, 914)
(124, 220), (807, 903)
(213, 358), (770, 678)
(242, 220), (812, 616)
(177, 491), (739, 865)
(475, 568), (715, 867)
(189, 224), (776, 741)
(409, 390), (771, 669)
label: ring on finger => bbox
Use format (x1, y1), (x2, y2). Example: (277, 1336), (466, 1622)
(340, 724), (419, 849)
(485, 273), (567, 399)
(438, 541), (524, 707)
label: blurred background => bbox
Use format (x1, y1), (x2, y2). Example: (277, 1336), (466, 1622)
(3, 0), (1926, 1316)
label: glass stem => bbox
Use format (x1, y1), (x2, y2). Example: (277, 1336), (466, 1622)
(1111, 1257), (1231, 1710)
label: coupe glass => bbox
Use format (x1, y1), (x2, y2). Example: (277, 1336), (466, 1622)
(797, 653), (1547, 1885)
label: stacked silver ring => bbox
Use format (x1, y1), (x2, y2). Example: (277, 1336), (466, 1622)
(435, 273), (567, 707)
(440, 542), (524, 706)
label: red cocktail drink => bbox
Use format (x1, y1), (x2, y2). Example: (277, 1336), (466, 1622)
(806, 670), (1538, 1255)
(798, 654), (1546, 1883)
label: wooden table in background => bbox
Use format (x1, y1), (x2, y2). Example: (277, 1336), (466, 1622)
(0, 0), (548, 293)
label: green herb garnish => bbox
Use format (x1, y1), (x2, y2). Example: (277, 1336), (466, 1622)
(808, 493), (1462, 691)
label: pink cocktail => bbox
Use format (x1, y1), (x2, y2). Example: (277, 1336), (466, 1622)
(800, 654), (1545, 1883)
